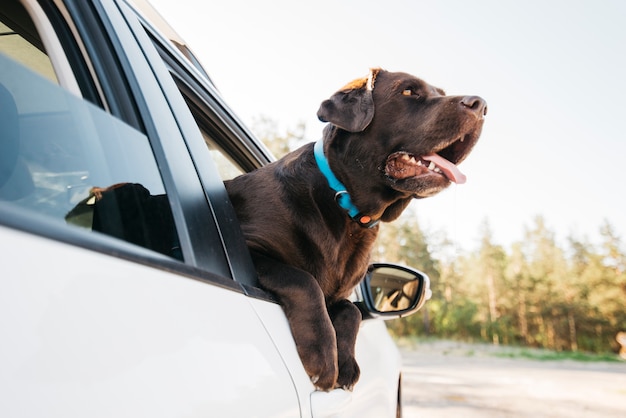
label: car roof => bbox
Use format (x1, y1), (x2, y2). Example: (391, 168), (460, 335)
(127, 0), (215, 86)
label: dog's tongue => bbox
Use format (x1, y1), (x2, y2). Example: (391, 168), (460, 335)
(422, 154), (467, 184)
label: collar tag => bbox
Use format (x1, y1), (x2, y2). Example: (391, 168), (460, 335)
(314, 140), (379, 228)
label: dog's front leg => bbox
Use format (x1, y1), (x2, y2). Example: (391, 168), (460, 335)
(251, 251), (339, 391)
(328, 300), (362, 390)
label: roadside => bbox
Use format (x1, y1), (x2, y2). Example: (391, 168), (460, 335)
(399, 339), (626, 418)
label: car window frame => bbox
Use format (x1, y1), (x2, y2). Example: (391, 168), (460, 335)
(69, 0), (277, 298)
(1, 0), (276, 299)
(64, 0), (242, 278)
(130, 3), (277, 293)
(0, 0), (252, 287)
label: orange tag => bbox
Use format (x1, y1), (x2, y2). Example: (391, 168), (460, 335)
(359, 215), (371, 224)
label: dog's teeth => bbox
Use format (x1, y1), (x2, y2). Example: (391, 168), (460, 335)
(417, 160), (423, 166)
(401, 154), (411, 161)
(409, 156), (417, 164)
(428, 161), (436, 170)
(434, 167), (442, 173)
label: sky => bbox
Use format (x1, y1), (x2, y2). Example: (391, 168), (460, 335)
(148, 0), (626, 253)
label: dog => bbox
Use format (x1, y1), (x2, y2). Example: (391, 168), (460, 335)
(224, 68), (486, 391)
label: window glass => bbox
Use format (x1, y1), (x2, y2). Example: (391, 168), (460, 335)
(0, 51), (182, 259)
(202, 132), (245, 181)
(0, 1), (57, 83)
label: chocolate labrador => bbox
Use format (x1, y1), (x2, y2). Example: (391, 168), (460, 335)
(224, 68), (486, 391)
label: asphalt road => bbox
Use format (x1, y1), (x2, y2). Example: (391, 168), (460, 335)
(400, 340), (626, 418)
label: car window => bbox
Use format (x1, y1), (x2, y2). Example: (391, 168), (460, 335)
(0, 3), (182, 260)
(199, 124), (245, 180)
(176, 89), (263, 181)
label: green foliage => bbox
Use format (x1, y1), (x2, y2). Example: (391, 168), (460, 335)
(378, 214), (626, 355)
(494, 348), (622, 363)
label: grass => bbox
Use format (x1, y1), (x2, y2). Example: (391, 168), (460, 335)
(494, 348), (622, 363)
(394, 336), (624, 363)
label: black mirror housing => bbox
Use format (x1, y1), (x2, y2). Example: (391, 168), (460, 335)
(356, 263), (432, 320)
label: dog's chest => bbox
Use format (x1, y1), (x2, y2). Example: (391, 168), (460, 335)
(317, 226), (378, 300)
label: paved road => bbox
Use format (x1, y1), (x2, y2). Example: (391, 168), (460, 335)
(400, 340), (626, 418)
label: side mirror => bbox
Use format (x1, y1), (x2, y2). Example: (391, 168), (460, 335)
(357, 263), (432, 320)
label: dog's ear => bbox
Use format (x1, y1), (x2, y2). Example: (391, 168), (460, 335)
(317, 69), (379, 132)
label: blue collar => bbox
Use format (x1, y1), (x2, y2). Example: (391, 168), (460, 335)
(314, 139), (379, 228)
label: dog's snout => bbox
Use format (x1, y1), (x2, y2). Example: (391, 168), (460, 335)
(460, 96), (488, 116)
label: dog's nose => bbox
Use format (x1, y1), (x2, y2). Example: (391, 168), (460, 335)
(460, 96), (488, 117)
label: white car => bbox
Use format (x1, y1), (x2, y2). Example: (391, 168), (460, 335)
(0, 1), (430, 416)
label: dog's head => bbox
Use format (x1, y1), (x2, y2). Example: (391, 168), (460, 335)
(317, 68), (486, 204)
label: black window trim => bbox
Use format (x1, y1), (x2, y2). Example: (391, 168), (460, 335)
(100, 0), (274, 298)
(135, 13), (271, 290)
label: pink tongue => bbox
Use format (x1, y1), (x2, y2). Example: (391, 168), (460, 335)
(422, 154), (467, 184)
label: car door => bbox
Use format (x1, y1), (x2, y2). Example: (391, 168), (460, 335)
(0, 0), (302, 416)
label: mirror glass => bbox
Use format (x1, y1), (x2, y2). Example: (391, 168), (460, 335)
(365, 264), (430, 314)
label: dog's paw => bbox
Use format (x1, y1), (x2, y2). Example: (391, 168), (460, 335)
(310, 373), (338, 391)
(301, 345), (339, 391)
(336, 354), (360, 391)
(308, 362), (338, 391)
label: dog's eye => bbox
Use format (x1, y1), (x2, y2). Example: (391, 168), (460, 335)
(402, 89), (412, 96)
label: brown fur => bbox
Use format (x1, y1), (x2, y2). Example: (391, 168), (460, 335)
(225, 69), (486, 390)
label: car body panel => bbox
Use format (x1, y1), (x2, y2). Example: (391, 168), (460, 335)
(0, 225), (300, 417)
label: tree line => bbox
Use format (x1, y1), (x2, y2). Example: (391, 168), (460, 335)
(374, 213), (626, 355)
(253, 118), (626, 355)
